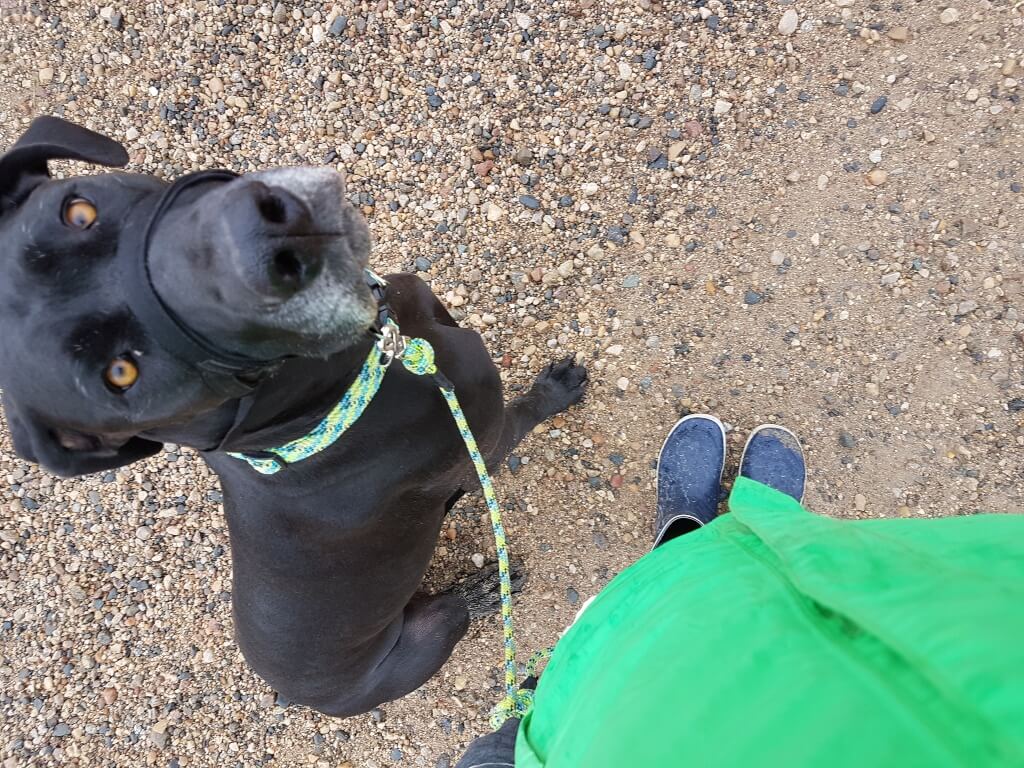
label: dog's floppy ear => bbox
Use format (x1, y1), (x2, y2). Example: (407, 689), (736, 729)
(0, 116), (129, 208)
(2, 398), (162, 478)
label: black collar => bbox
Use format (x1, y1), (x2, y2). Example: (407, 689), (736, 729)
(365, 269), (392, 332)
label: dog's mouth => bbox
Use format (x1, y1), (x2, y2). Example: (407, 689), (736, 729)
(54, 427), (115, 453)
(145, 167), (378, 363)
(53, 426), (151, 457)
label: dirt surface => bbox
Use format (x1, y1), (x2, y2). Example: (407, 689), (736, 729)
(1, 0), (1022, 766)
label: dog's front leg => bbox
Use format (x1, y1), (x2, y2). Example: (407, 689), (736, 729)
(485, 356), (587, 471)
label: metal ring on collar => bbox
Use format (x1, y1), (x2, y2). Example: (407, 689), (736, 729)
(376, 323), (407, 367)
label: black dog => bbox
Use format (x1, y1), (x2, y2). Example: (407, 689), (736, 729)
(0, 117), (587, 715)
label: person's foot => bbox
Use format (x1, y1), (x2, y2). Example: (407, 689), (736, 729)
(738, 424), (806, 502)
(654, 414), (726, 548)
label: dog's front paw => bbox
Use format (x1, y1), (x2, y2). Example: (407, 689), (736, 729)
(531, 356), (588, 418)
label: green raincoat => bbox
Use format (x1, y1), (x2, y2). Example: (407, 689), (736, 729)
(516, 477), (1024, 767)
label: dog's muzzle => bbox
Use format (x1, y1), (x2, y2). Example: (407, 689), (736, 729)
(121, 169), (289, 399)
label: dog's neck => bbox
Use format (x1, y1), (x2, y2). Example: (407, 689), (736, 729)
(145, 337), (376, 456)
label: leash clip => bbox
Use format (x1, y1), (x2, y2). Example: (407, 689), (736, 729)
(376, 323), (407, 367)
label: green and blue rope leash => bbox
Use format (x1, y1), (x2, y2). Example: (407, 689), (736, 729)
(228, 316), (548, 728)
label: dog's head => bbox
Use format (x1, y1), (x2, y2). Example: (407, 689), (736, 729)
(0, 116), (376, 476)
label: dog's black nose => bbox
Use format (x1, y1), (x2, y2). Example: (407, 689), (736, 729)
(224, 180), (323, 300)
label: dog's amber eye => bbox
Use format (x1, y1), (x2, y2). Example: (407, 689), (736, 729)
(104, 357), (139, 391)
(63, 198), (97, 229)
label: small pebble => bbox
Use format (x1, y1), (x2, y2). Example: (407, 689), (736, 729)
(713, 99), (733, 116)
(866, 169), (888, 186)
(328, 16), (348, 36)
(956, 300), (978, 316)
(514, 148), (534, 166)
(485, 203), (506, 222)
(778, 9), (799, 36)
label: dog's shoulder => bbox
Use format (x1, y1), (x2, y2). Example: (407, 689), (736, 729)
(383, 271), (501, 398)
(383, 272), (458, 329)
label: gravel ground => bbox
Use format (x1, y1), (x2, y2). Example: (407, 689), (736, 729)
(2, 0), (1023, 766)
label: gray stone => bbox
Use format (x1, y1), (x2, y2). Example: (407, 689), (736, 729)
(328, 16), (348, 36)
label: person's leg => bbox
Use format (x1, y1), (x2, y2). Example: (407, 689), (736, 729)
(454, 676), (537, 768)
(453, 717), (518, 768)
(654, 414), (727, 547)
(737, 424), (806, 502)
